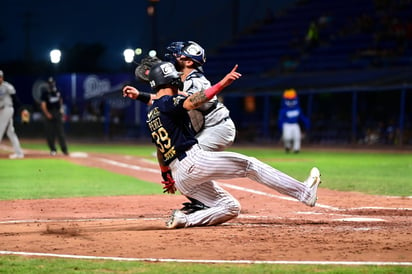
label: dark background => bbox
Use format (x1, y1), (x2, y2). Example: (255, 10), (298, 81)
(1, 0), (411, 147)
(0, 0), (291, 73)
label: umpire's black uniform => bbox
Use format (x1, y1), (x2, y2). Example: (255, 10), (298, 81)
(40, 78), (69, 155)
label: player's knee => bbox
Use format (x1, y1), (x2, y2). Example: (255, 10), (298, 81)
(226, 199), (241, 217)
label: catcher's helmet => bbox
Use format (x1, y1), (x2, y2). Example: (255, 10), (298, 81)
(165, 41), (206, 66)
(148, 62), (182, 91)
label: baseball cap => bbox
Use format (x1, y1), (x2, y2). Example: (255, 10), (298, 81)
(283, 88), (297, 99)
(0, 70), (3, 77)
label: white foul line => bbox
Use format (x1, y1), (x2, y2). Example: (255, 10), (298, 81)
(96, 156), (341, 210)
(90, 156), (412, 214)
(0, 251), (411, 266)
(2, 152), (411, 265)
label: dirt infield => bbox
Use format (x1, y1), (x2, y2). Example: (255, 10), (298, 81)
(1, 151), (411, 263)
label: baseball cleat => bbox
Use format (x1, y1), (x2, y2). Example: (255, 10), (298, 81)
(166, 209), (187, 229)
(9, 153), (24, 159)
(180, 198), (209, 214)
(302, 167), (321, 207)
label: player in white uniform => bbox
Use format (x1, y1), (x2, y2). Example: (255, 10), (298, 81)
(128, 41), (236, 151)
(124, 41), (236, 213)
(0, 70), (24, 159)
(164, 41), (236, 151)
(124, 62), (322, 229)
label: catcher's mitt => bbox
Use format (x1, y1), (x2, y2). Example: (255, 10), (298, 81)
(135, 56), (162, 82)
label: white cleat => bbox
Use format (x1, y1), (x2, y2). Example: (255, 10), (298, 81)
(303, 167), (321, 207)
(9, 154), (24, 159)
(166, 209), (187, 229)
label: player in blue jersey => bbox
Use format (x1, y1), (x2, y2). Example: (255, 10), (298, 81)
(123, 62), (321, 229)
(123, 41), (236, 213)
(278, 89), (310, 153)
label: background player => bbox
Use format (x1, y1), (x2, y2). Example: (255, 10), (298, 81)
(40, 77), (69, 156)
(278, 89), (310, 153)
(125, 61), (321, 229)
(0, 70), (25, 159)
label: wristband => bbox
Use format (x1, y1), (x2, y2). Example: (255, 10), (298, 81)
(136, 92), (151, 104)
(204, 83), (223, 100)
(160, 166), (170, 172)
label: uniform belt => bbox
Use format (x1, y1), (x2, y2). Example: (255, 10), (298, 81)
(207, 116), (231, 128)
(177, 151), (187, 161)
(176, 143), (197, 161)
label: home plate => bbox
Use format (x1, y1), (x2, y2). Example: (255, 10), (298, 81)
(69, 152), (89, 158)
(334, 217), (386, 222)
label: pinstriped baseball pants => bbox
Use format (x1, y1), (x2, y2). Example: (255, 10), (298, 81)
(169, 145), (311, 227)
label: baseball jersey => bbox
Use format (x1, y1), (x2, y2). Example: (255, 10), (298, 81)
(184, 70), (230, 127)
(41, 89), (62, 111)
(0, 81), (15, 109)
(279, 104), (310, 129)
(147, 94), (197, 165)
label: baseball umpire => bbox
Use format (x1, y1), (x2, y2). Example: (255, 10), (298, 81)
(40, 77), (69, 156)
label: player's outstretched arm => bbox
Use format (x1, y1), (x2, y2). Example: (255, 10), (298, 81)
(122, 86), (139, 99)
(183, 64), (241, 110)
(122, 85), (155, 105)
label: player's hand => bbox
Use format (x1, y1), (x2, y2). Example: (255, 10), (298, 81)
(160, 166), (177, 194)
(219, 64), (242, 88)
(161, 173), (177, 194)
(122, 86), (139, 99)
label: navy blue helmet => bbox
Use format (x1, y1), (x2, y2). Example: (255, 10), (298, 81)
(148, 62), (183, 91)
(165, 41), (206, 66)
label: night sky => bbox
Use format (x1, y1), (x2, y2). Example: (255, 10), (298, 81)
(1, 0), (151, 70)
(1, 1), (291, 71)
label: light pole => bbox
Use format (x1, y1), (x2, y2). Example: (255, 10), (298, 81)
(147, 0), (159, 49)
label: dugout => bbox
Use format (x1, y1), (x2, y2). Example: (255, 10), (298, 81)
(221, 84), (412, 146)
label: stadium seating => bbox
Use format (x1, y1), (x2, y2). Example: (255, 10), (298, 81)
(205, 0), (412, 91)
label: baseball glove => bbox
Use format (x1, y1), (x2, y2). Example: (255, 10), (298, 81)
(21, 109), (30, 123)
(135, 56), (163, 82)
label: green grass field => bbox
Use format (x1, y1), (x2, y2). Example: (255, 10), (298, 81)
(1, 142), (411, 273)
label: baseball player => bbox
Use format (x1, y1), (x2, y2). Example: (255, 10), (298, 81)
(123, 62), (321, 229)
(40, 77), (69, 156)
(0, 70), (25, 159)
(124, 41), (236, 213)
(278, 89), (310, 153)
(129, 41), (236, 151)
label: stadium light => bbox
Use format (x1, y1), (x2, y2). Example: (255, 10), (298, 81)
(49, 49), (61, 64)
(123, 48), (135, 63)
(135, 48), (143, 56)
(148, 50), (157, 57)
